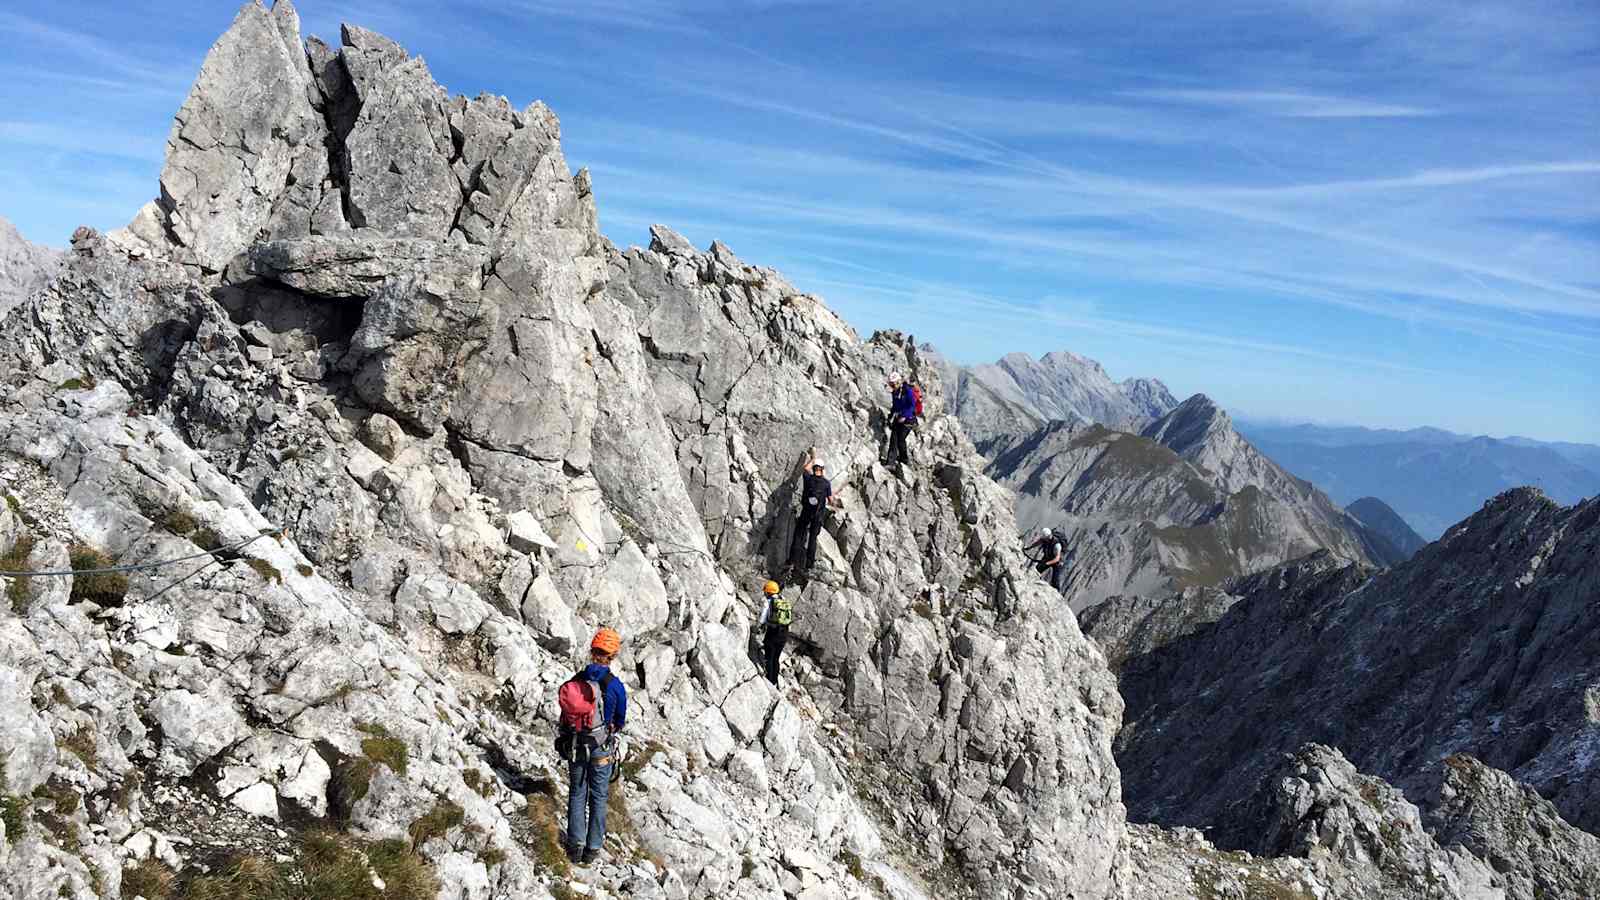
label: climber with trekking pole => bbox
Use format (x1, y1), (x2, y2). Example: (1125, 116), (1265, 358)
(555, 627), (628, 866)
(786, 447), (841, 579)
(884, 372), (921, 474)
(757, 580), (793, 685)
(1023, 527), (1066, 591)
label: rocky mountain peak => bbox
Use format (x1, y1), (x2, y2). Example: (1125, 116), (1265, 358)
(1036, 348), (1107, 375)
(2, 6), (1593, 900)
(1139, 393), (1228, 454)
(940, 347), (1178, 455)
(0, 7), (1126, 899)
(1345, 495), (1426, 562)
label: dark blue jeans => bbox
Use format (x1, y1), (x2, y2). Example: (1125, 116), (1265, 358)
(566, 757), (614, 852)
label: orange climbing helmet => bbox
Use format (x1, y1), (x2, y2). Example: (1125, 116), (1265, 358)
(590, 627), (622, 656)
(763, 580), (781, 596)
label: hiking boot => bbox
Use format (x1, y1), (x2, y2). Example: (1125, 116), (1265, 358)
(581, 847), (599, 865)
(564, 842), (581, 863)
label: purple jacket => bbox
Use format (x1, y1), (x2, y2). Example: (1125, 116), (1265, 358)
(891, 384), (917, 422)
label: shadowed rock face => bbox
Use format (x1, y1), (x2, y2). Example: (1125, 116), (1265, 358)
(1346, 495), (1427, 563)
(0, 4), (1124, 899)
(1101, 488), (1600, 839)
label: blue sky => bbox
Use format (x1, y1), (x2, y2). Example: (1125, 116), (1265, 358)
(3, 0), (1598, 442)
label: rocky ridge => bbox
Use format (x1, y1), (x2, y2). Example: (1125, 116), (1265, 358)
(0, 4), (1123, 899)
(1091, 487), (1599, 839)
(0, 5), (1592, 900)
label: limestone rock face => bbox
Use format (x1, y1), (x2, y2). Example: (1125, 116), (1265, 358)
(604, 228), (1127, 897)
(0, 7), (1125, 900)
(126, 0), (326, 272)
(1425, 754), (1600, 900)
(1075, 585), (1239, 672)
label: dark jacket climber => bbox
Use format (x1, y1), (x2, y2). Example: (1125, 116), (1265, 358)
(787, 447), (841, 573)
(757, 580), (792, 685)
(886, 373), (917, 470)
(1025, 527), (1066, 591)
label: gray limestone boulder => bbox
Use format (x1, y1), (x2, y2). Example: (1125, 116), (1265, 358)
(1426, 755), (1600, 900)
(1217, 744), (1502, 900)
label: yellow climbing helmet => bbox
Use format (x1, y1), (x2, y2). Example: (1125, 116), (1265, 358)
(763, 580), (781, 595)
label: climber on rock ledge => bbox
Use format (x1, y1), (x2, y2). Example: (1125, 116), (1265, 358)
(884, 371), (920, 475)
(786, 447), (842, 579)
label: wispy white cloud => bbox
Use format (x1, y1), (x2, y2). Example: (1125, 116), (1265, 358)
(1204, 161), (1600, 197)
(0, 10), (192, 90)
(0, 121), (165, 163)
(1122, 88), (1436, 118)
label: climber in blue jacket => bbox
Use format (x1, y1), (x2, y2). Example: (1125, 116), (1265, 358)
(885, 372), (918, 472)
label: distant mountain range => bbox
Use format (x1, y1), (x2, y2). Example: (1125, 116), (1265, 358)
(927, 350), (1433, 607)
(925, 348), (1177, 455)
(971, 391), (1410, 607)
(1238, 420), (1600, 538)
(0, 216), (61, 317)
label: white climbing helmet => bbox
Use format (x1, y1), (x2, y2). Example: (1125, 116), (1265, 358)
(1040, 527), (1053, 539)
(811, 459), (826, 471)
(888, 371), (903, 384)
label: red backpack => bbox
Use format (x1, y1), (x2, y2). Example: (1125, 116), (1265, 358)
(555, 670), (613, 761)
(910, 383), (924, 420)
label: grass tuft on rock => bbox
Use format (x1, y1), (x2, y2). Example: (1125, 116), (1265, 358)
(120, 858), (176, 899)
(34, 777), (80, 816)
(3, 534), (38, 614)
(190, 527), (222, 552)
(0, 793), (25, 842)
(169, 831), (439, 900)
(69, 544), (129, 606)
(357, 723), (408, 776)
(245, 557), (283, 584)
(525, 792), (572, 879)
(408, 798), (465, 849)
(162, 508), (199, 535)
(58, 725), (99, 770)
(366, 837), (438, 900)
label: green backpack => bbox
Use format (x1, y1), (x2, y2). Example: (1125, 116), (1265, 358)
(771, 595), (794, 627)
